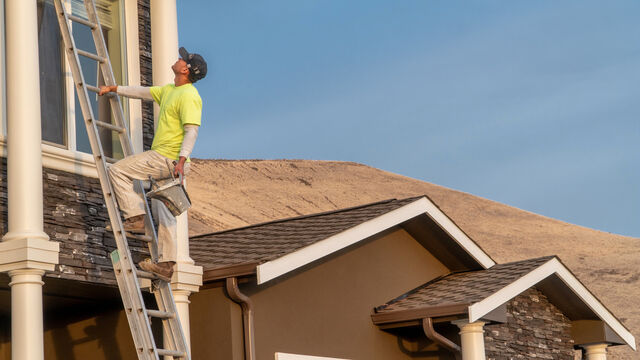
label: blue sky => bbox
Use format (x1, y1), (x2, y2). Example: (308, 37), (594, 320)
(177, 1), (639, 237)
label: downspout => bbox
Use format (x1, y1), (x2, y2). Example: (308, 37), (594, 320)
(226, 277), (256, 360)
(423, 318), (461, 356)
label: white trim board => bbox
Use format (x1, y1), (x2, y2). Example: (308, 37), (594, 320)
(275, 353), (349, 360)
(468, 257), (636, 350)
(0, 139), (100, 178)
(256, 197), (495, 284)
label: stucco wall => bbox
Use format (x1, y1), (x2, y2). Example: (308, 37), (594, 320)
(43, 309), (137, 360)
(190, 285), (245, 360)
(485, 287), (576, 360)
(239, 227), (450, 360)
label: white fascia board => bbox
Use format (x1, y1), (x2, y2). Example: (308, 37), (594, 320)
(256, 197), (495, 285)
(275, 353), (349, 360)
(419, 197), (495, 269)
(468, 258), (636, 350)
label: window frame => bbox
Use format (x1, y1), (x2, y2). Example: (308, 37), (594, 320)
(0, 0), (143, 178)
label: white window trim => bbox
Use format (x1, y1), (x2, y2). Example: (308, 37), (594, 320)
(275, 353), (349, 360)
(0, 0), (143, 178)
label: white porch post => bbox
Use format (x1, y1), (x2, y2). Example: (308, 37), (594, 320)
(150, 0), (202, 352)
(151, 0), (178, 92)
(9, 270), (45, 360)
(452, 320), (487, 360)
(582, 343), (608, 360)
(0, 1), (60, 360)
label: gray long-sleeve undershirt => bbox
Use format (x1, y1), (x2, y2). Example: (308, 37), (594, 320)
(116, 85), (199, 158)
(116, 85), (153, 100)
(180, 125), (199, 159)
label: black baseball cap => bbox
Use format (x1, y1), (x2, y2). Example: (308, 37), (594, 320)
(179, 47), (207, 83)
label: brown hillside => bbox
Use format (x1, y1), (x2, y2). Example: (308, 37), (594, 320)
(187, 159), (640, 358)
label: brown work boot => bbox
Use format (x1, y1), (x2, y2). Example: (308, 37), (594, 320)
(123, 215), (146, 234)
(139, 259), (175, 282)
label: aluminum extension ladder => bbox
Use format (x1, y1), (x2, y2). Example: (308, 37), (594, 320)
(53, 0), (190, 359)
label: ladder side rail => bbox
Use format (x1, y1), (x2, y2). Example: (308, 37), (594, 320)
(83, 0), (134, 157)
(155, 282), (191, 359)
(82, 0), (161, 262)
(112, 251), (160, 360)
(54, 2), (160, 359)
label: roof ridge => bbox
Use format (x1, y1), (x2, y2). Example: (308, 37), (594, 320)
(191, 195), (425, 239)
(491, 255), (557, 267)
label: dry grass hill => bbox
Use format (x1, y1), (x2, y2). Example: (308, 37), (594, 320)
(187, 159), (639, 358)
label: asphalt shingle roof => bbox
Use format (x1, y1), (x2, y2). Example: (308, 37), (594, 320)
(374, 256), (555, 313)
(190, 196), (423, 270)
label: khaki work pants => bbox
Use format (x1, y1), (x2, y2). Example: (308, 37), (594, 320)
(108, 150), (190, 262)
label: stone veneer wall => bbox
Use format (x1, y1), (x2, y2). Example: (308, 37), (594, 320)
(43, 166), (149, 284)
(0, 5), (153, 285)
(484, 287), (576, 360)
(138, 0), (154, 150)
(0, 160), (148, 284)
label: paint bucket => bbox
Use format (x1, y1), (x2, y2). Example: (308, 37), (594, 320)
(146, 174), (191, 216)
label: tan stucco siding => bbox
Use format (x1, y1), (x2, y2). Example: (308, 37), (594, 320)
(190, 285), (244, 360)
(41, 309), (137, 360)
(242, 227), (450, 360)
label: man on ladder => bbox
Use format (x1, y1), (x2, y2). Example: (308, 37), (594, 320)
(99, 47), (207, 281)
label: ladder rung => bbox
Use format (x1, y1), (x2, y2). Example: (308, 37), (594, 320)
(124, 232), (152, 243)
(85, 84), (101, 93)
(147, 309), (174, 319)
(67, 14), (97, 29)
(95, 120), (125, 133)
(157, 349), (186, 358)
(136, 269), (159, 280)
(77, 49), (106, 63)
(84, 84), (115, 97)
(97, 154), (118, 164)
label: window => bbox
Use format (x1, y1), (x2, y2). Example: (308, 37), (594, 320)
(37, 0), (126, 159)
(38, 0), (66, 146)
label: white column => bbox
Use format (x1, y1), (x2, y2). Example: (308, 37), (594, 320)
(1, 2), (60, 360)
(582, 343), (608, 360)
(123, 0), (144, 153)
(174, 290), (192, 347)
(150, 1), (202, 352)
(4, 0), (47, 242)
(9, 270), (45, 360)
(151, 0), (178, 90)
(452, 320), (486, 360)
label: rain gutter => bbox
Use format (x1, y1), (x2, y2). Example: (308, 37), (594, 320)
(225, 277), (256, 360)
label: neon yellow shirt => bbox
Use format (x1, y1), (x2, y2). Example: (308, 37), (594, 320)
(149, 83), (202, 160)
